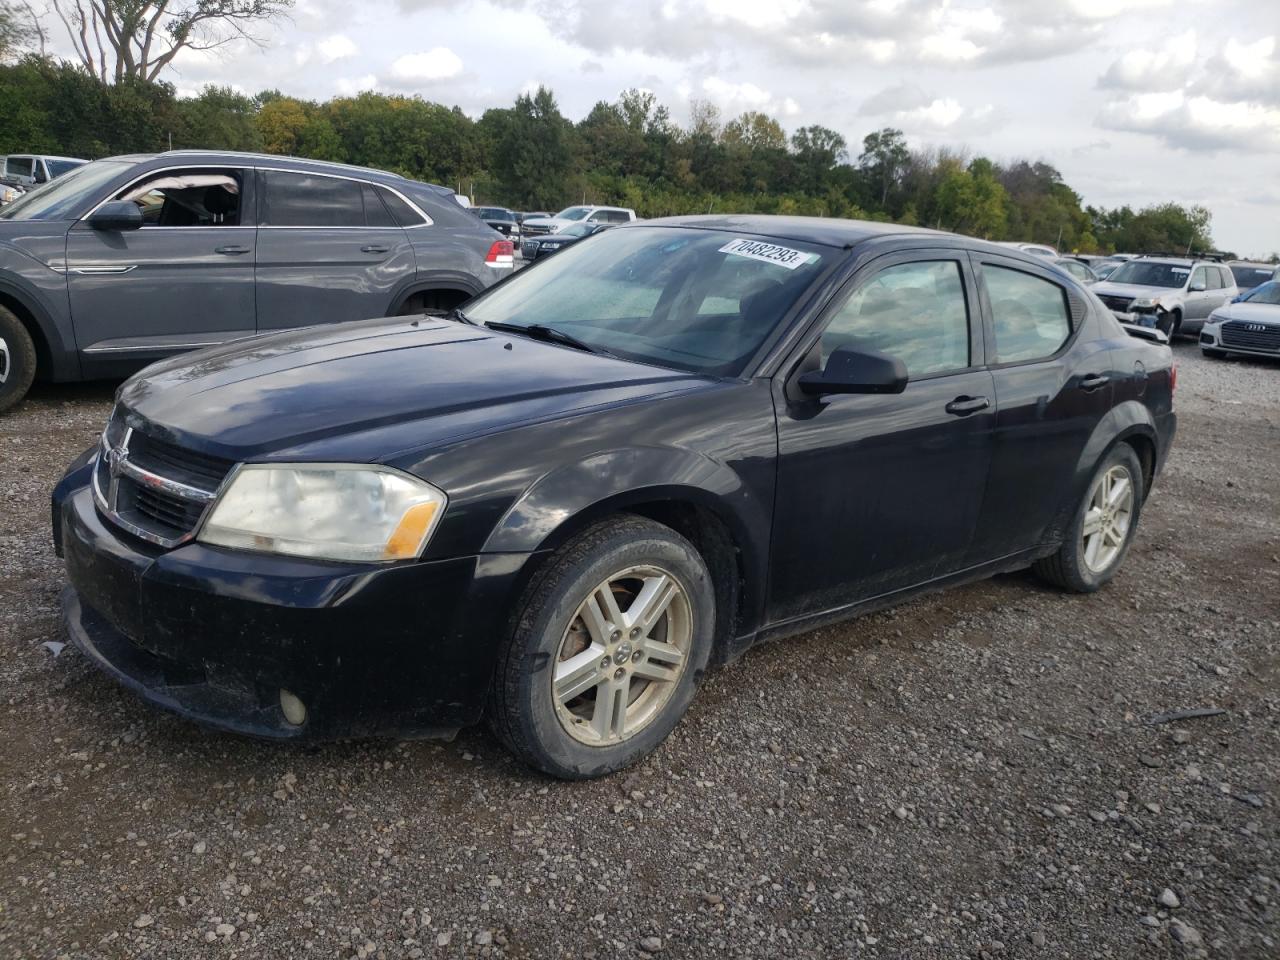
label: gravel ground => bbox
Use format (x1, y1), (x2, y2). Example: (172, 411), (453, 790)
(1, 342), (1277, 960)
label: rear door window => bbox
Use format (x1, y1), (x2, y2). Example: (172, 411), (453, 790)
(262, 171), (365, 227)
(983, 265), (1072, 364)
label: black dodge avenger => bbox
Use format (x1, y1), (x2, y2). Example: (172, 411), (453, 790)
(53, 217), (1177, 779)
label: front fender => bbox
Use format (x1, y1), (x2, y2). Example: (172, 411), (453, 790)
(0, 265), (79, 381)
(481, 445), (773, 640)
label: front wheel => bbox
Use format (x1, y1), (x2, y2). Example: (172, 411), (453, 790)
(1033, 444), (1145, 593)
(0, 306), (38, 414)
(488, 516), (715, 779)
(1157, 310), (1181, 338)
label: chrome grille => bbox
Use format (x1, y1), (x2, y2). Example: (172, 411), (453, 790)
(1221, 321), (1280, 352)
(1099, 295), (1134, 313)
(93, 416), (232, 548)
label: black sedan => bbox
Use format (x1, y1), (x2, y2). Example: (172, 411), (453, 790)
(520, 220), (611, 260)
(474, 205), (518, 238)
(53, 217), (1177, 779)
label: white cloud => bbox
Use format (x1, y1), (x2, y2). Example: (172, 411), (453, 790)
(389, 47), (464, 83)
(1099, 30), (1197, 92)
(336, 73), (379, 95)
(318, 34), (359, 64)
(1100, 90), (1280, 151)
(701, 76), (800, 116)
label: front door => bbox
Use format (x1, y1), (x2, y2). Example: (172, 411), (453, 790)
(66, 166), (257, 377)
(254, 170), (415, 332)
(768, 251), (996, 624)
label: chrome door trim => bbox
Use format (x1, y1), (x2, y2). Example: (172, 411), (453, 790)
(70, 265), (137, 275)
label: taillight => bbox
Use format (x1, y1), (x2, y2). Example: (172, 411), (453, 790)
(1170, 363), (1177, 394)
(484, 240), (514, 267)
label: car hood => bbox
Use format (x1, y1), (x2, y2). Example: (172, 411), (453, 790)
(522, 217), (572, 229)
(117, 317), (708, 463)
(1209, 301), (1280, 325)
(1091, 281), (1183, 301)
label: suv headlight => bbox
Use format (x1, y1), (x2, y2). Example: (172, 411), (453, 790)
(547, 224), (560, 233)
(1130, 297), (1161, 309)
(199, 464), (447, 562)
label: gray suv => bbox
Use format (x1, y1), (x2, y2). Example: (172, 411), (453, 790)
(1090, 256), (1237, 338)
(0, 151), (513, 412)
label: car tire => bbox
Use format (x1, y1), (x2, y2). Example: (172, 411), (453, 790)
(0, 305), (37, 414)
(1033, 443), (1146, 594)
(1201, 347), (1227, 359)
(488, 515), (716, 779)
(1157, 309), (1181, 338)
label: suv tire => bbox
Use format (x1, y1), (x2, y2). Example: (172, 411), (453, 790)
(1033, 443), (1145, 594)
(1157, 309), (1181, 338)
(0, 306), (37, 414)
(488, 516), (715, 779)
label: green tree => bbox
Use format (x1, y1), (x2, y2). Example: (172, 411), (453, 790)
(493, 86), (574, 209)
(858, 127), (909, 209)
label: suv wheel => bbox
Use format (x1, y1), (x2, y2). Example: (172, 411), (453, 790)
(488, 516), (715, 779)
(0, 306), (37, 414)
(1157, 309), (1181, 338)
(1033, 443), (1145, 593)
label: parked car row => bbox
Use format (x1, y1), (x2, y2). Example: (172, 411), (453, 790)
(0, 150), (515, 412)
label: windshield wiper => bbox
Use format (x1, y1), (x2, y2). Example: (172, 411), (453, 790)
(484, 321), (615, 358)
(447, 306), (475, 325)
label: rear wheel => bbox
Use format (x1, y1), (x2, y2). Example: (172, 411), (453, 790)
(488, 516), (715, 779)
(1033, 443), (1145, 593)
(396, 289), (470, 318)
(0, 306), (37, 414)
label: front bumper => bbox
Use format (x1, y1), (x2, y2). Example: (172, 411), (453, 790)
(1200, 324), (1280, 357)
(54, 460), (532, 741)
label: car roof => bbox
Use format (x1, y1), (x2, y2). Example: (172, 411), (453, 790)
(625, 214), (947, 249)
(6, 153), (86, 162)
(1228, 260), (1275, 268)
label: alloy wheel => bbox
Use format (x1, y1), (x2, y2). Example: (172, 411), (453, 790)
(552, 564), (692, 746)
(1081, 464), (1134, 573)
(0, 335), (9, 385)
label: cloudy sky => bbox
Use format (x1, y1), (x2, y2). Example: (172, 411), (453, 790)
(82, 0), (1280, 254)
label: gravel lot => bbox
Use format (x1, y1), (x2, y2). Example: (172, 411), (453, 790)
(1, 342), (1277, 959)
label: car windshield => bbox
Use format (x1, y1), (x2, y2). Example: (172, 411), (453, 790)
(0, 160), (129, 221)
(464, 226), (833, 376)
(1243, 281), (1280, 306)
(1106, 261), (1191, 289)
(46, 159), (85, 178)
(555, 206), (591, 221)
(1231, 265), (1275, 289)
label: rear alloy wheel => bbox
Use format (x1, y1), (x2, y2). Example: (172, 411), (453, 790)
(1033, 443), (1145, 593)
(0, 305), (37, 414)
(488, 516), (714, 779)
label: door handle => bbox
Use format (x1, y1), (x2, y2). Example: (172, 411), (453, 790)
(1079, 373), (1110, 391)
(360, 244), (390, 254)
(945, 395), (990, 416)
(214, 245), (251, 255)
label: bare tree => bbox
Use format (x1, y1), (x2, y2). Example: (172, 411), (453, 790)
(1, 0), (43, 59)
(51, 0), (291, 83)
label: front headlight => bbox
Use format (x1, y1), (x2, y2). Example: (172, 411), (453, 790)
(1206, 311), (1225, 325)
(1130, 297), (1160, 309)
(548, 224), (561, 233)
(199, 464), (447, 562)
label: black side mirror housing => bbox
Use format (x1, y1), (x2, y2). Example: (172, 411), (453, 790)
(798, 346), (909, 396)
(89, 201), (143, 232)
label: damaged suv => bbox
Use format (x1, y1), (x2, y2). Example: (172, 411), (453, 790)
(1091, 256), (1237, 338)
(54, 217), (1177, 779)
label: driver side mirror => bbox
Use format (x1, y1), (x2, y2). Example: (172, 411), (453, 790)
(1189, 280), (1207, 293)
(88, 201), (143, 232)
(798, 346), (908, 397)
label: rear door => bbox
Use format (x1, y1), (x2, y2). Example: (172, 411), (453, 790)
(964, 253), (1116, 564)
(255, 170), (416, 332)
(66, 165), (257, 375)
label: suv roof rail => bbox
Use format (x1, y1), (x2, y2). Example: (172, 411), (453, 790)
(1140, 250), (1225, 263)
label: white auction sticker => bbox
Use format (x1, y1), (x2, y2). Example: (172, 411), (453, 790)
(719, 238), (812, 270)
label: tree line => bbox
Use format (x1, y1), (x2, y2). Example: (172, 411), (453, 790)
(0, 55), (1236, 256)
